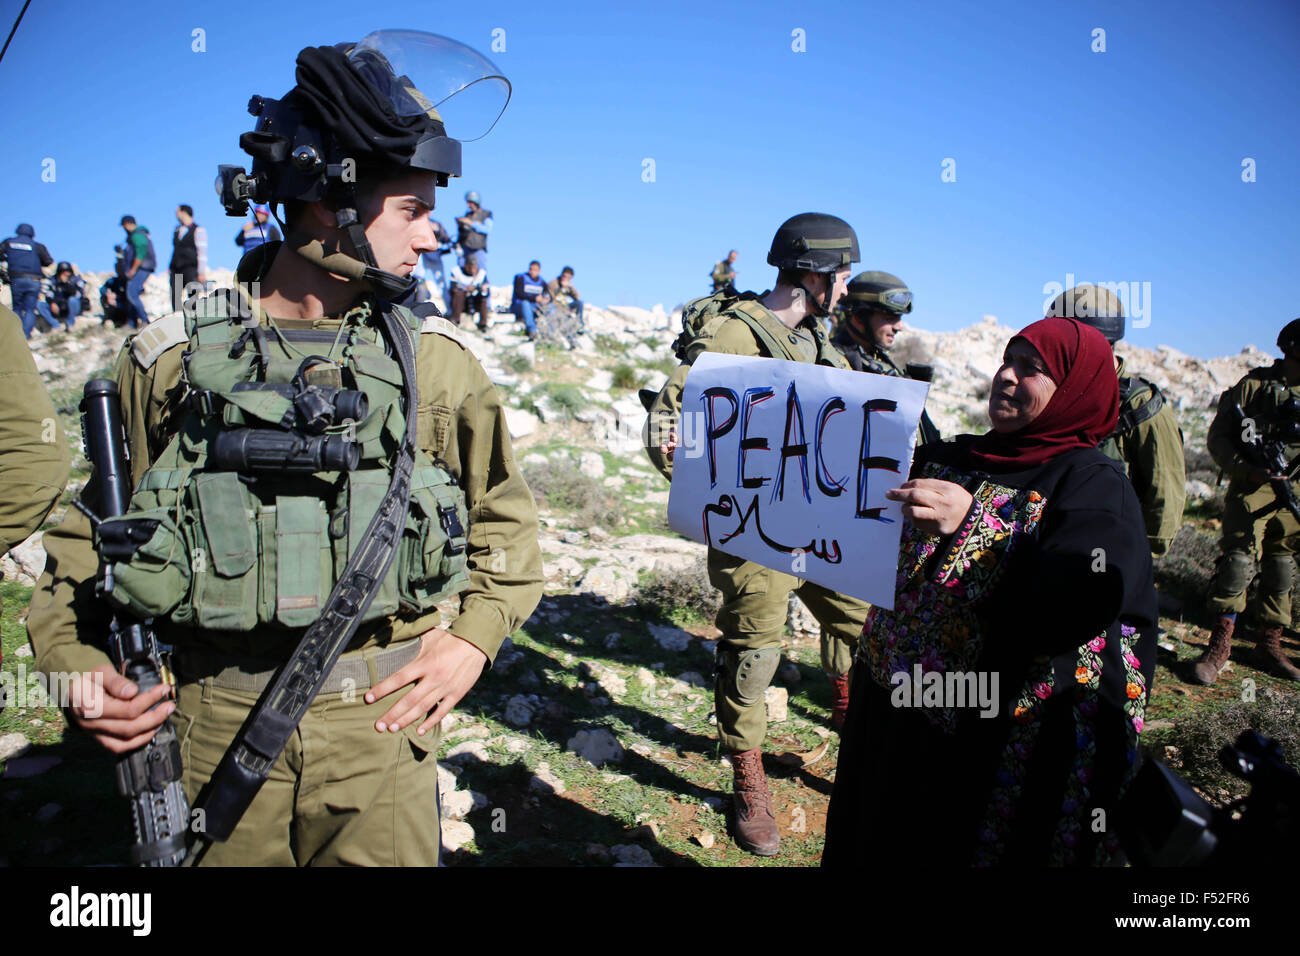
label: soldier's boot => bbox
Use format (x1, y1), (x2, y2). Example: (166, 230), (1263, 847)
(828, 670), (852, 731)
(1256, 625), (1300, 681)
(729, 747), (779, 856)
(1192, 615), (1234, 685)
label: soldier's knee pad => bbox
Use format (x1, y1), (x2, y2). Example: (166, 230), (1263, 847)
(720, 646), (781, 706)
(1260, 554), (1295, 594)
(1213, 551), (1254, 595)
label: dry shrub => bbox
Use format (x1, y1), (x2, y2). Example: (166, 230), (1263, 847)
(523, 460), (621, 530)
(631, 556), (720, 626)
(1169, 689), (1300, 801)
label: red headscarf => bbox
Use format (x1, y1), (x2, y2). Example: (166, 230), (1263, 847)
(965, 317), (1119, 472)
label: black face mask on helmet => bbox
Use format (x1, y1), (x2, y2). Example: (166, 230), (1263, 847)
(217, 36), (504, 301)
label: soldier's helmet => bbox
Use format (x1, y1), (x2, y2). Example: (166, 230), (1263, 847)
(465, 190), (481, 204)
(216, 30), (509, 297)
(840, 271), (913, 315)
(15, 223), (34, 237)
(766, 213), (860, 273)
(56, 261), (72, 274)
(1277, 318), (1300, 358)
(1046, 284), (1125, 343)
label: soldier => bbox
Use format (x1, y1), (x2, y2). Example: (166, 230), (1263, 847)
(27, 30), (543, 865)
(1046, 284), (1186, 557)
(833, 270), (940, 445)
(646, 213), (870, 856)
(0, 301), (70, 569)
(1198, 318), (1300, 684)
(710, 249), (738, 294)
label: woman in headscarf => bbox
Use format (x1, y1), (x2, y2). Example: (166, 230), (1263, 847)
(823, 317), (1158, 866)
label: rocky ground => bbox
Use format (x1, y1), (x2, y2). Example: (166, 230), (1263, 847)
(1, 281), (1294, 866)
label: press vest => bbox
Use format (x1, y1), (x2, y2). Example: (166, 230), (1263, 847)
(1, 237), (47, 277)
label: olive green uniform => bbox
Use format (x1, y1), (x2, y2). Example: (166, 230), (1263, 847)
(1205, 364), (1300, 626)
(28, 255), (543, 864)
(830, 326), (904, 378)
(710, 261), (736, 294)
(647, 301), (870, 752)
(1097, 357), (1187, 557)
(0, 304), (71, 558)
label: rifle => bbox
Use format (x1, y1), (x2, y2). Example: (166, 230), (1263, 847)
(1230, 399), (1300, 524)
(75, 378), (191, 866)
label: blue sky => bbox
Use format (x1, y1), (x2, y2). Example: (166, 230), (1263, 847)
(2, 0), (1296, 358)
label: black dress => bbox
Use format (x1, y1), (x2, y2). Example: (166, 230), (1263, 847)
(823, 437), (1158, 866)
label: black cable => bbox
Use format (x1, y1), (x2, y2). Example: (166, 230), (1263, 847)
(0, 0), (34, 65)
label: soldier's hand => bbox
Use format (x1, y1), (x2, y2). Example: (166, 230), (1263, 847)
(885, 478), (974, 536)
(365, 628), (489, 737)
(68, 664), (175, 755)
(660, 426), (679, 462)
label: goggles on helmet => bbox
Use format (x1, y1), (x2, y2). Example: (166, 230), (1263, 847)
(847, 288), (912, 315)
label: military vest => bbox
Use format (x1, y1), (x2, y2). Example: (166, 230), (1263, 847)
(673, 290), (849, 369)
(97, 290), (470, 634)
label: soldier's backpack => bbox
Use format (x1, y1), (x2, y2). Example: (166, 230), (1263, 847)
(673, 289), (781, 361)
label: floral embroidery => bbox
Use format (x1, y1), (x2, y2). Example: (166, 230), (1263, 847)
(973, 656), (1054, 866)
(863, 463), (1046, 734)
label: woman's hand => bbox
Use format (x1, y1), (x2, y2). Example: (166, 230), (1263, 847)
(885, 479), (975, 536)
(365, 629), (489, 737)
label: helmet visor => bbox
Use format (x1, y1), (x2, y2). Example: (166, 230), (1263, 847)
(349, 30), (511, 142)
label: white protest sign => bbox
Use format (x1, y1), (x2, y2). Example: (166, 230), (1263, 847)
(667, 352), (928, 609)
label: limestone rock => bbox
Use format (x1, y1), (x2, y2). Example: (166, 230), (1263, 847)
(503, 694), (538, 727)
(610, 843), (655, 866)
(441, 819), (475, 852)
(504, 407), (539, 439)
(0, 733), (32, 763)
(648, 622), (691, 652)
(440, 789), (475, 821)
(528, 759), (568, 796)
(566, 728), (625, 766)
(765, 686), (788, 723)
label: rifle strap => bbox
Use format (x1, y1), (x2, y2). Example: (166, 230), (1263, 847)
(196, 301), (419, 843)
(1108, 376), (1165, 439)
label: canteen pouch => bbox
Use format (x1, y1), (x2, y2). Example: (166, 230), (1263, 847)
(343, 463), (470, 619)
(99, 509), (193, 622)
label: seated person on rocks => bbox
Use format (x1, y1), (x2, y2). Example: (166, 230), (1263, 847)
(36, 262), (88, 332)
(448, 256), (492, 331)
(546, 266), (585, 332)
(510, 260), (550, 341)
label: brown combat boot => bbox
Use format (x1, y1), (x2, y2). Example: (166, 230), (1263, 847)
(1256, 625), (1300, 681)
(1192, 615), (1234, 685)
(729, 748), (780, 856)
(828, 670), (852, 731)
